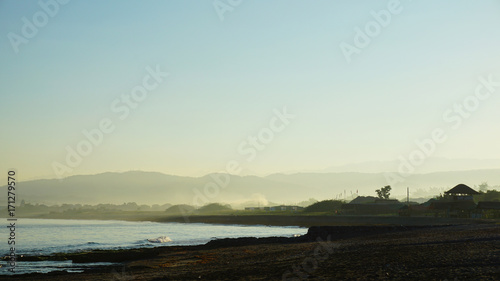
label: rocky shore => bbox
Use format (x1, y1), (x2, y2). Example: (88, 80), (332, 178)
(3, 222), (499, 280)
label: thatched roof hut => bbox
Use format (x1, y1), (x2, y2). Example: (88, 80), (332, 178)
(444, 184), (479, 196)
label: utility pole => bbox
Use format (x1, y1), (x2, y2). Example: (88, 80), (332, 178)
(407, 187), (409, 206)
(407, 187), (410, 216)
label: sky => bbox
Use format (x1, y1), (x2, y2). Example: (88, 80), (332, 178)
(1, 0), (500, 182)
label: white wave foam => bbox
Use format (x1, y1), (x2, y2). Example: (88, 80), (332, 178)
(147, 236), (172, 243)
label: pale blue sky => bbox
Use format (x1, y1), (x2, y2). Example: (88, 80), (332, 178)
(1, 0), (500, 180)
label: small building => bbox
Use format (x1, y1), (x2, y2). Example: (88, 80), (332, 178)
(244, 205), (303, 212)
(430, 184), (479, 218)
(444, 184), (479, 201)
(271, 205), (304, 212)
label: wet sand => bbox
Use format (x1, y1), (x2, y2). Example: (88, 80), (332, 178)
(4, 221), (499, 281)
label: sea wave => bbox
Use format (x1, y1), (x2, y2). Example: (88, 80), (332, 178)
(147, 236), (172, 243)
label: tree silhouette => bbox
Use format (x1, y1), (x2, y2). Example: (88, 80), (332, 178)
(478, 182), (489, 193)
(375, 185), (391, 199)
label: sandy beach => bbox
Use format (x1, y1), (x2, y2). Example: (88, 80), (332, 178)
(3, 217), (499, 281)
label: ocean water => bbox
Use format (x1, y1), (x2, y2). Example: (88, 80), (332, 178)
(0, 218), (306, 275)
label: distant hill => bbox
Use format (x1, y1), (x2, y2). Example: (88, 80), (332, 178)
(3, 170), (500, 207)
(165, 204), (196, 216)
(197, 203), (232, 214)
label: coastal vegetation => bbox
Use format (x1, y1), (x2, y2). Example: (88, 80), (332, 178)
(3, 185), (499, 221)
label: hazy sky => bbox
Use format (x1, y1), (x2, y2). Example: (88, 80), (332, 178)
(1, 0), (500, 181)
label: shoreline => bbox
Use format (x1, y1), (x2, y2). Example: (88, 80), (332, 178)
(3, 222), (499, 280)
(152, 214), (495, 227)
(4, 214), (494, 228)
